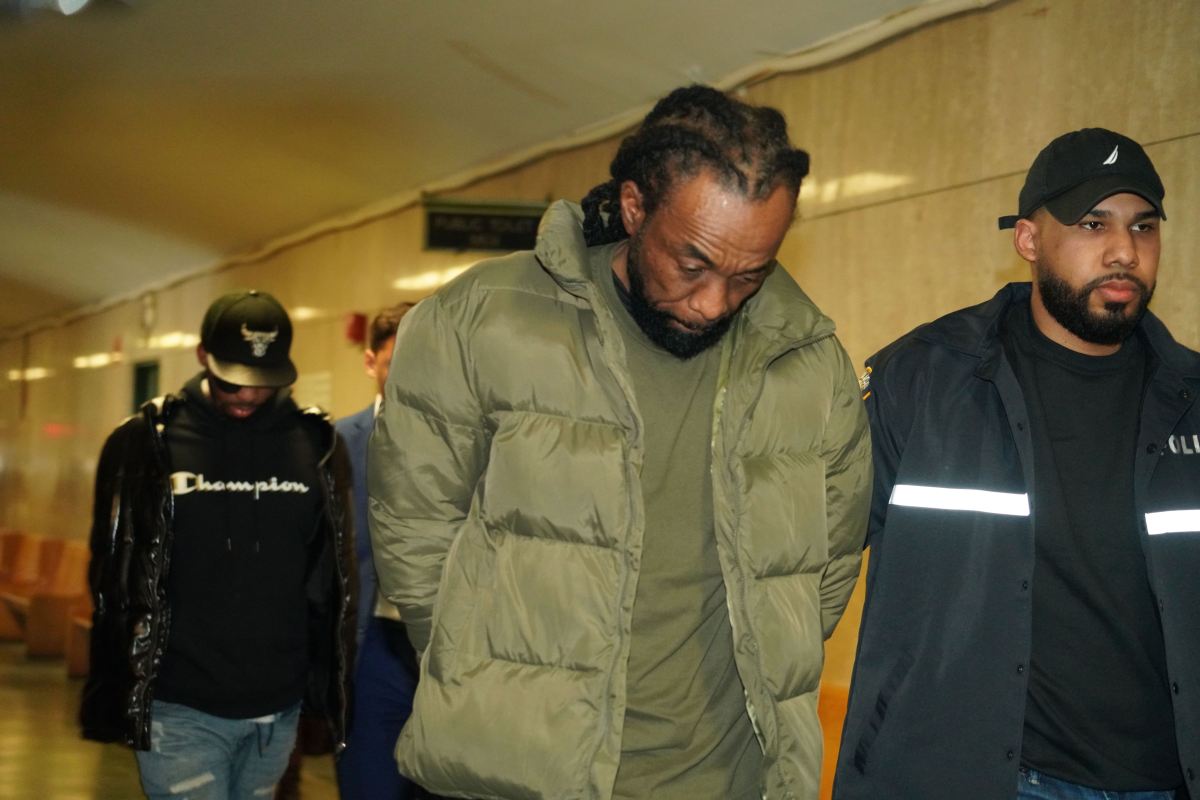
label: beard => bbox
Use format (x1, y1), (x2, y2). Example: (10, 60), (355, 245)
(623, 233), (735, 360)
(1036, 266), (1153, 346)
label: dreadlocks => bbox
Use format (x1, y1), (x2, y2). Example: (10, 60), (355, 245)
(581, 85), (810, 247)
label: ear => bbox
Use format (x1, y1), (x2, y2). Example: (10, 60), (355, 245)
(618, 180), (647, 236)
(364, 348), (378, 380)
(196, 344), (208, 369)
(1012, 217), (1040, 265)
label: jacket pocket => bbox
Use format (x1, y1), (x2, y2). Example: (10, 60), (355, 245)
(852, 649), (913, 775)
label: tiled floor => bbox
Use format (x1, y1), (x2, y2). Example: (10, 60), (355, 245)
(0, 642), (338, 800)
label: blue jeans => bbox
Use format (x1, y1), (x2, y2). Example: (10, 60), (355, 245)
(1018, 766), (1178, 800)
(135, 699), (301, 799)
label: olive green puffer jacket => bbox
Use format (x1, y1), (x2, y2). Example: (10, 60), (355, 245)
(368, 201), (871, 800)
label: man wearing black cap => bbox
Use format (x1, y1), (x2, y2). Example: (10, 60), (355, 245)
(81, 290), (355, 800)
(835, 129), (1200, 800)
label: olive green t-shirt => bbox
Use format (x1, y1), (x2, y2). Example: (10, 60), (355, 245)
(592, 244), (762, 800)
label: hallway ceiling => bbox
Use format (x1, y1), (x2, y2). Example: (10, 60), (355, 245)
(0, 0), (941, 335)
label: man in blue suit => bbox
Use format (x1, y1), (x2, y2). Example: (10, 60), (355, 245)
(336, 303), (421, 800)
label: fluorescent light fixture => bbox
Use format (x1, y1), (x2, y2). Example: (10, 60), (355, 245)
(393, 264), (472, 292)
(290, 307), (323, 322)
(73, 352), (123, 369)
(143, 332), (201, 350)
(7, 367), (53, 382)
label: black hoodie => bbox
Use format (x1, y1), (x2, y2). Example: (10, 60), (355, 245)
(153, 373), (322, 719)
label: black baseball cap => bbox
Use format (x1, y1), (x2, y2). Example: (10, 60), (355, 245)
(199, 290), (297, 387)
(998, 128), (1166, 229)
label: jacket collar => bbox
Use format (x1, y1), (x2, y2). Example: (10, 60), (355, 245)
(533, 199), (836, 358)
(533, 200), (592, 292)
(915, 281), (1200, 380)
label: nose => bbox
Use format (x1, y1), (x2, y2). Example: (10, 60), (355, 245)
(1106, 227), (1139, 271)
(688, 281), (732, 324)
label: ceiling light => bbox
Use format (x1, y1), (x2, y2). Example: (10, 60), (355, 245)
(142, 332), (200, 350)
(7, 367), (53, 381)
(73, 352), (123, 369)
(290, 307), (323, 322)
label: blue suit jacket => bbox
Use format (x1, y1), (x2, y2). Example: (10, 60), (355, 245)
(336, 404), (376, 646)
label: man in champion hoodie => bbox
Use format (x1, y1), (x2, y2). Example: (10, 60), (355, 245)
(81, 290), (355, 800)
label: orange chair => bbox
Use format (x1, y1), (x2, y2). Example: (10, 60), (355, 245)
(0, 538), (90, 657)
(0, 529), (30, 582)
(24, 541), (90, 657)
(0, 532), (46, 640)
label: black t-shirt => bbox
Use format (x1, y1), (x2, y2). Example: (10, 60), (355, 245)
(154, 373), (323, 719)
(1003, 304), (1181, 790)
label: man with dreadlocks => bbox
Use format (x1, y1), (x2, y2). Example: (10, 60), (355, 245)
(368, 85), (871, 799)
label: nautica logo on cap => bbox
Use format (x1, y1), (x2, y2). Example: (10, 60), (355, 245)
(1102, 145), (1119, 165)
(241, 324), (278, 357)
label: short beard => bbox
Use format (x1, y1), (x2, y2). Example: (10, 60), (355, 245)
(624, 233), (734, 360)
(1036, 267), (1152, 346)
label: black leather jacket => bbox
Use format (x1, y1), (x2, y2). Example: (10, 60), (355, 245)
(79, 389), (355, 751)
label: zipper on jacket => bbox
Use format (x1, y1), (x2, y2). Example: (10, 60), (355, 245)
(712, 330), (836, 793)
(570, 284), (647, 796)
(710, 341), (769, 758)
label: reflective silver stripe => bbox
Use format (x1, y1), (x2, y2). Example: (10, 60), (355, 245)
(1145, 510), (1200, 535)
(889, 484), (1030, 517)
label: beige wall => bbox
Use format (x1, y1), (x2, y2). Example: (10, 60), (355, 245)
(1, 0), (1197, 687)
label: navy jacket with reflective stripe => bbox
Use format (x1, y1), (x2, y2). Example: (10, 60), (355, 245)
(834, 283), (1200, 800)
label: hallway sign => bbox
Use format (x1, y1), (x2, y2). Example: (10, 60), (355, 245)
(425, 199), (548, 252)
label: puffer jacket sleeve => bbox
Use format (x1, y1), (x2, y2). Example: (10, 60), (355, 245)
(367, 292), (489, 655)
(818, 339), (873, 639)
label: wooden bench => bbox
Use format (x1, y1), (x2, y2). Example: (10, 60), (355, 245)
(0, 538), (90, 657)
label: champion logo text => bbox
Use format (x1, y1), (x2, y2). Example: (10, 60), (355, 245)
(170, 471), (311, 499)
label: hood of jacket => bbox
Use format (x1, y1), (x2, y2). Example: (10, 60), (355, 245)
(155, 373), (339, 466)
